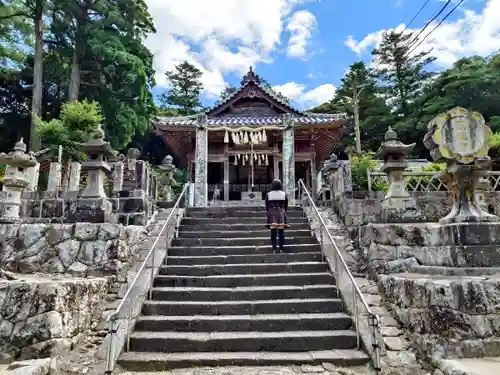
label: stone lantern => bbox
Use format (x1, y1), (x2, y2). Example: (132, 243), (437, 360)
(157, 154), (177, 202)
(0, 138), (37, 223)
(375, 127), (415, 201)
(73, 124), (116, 222)
(322, 152), (340, 185)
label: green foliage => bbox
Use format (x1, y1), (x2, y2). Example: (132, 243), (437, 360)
(489, 132), (500, 160)
(160, 61), (203, 115)
(36, 100), (103, 161)
(348, 153), (386, 192)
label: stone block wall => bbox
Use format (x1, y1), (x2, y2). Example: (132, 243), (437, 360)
(333, 191), (500, 231)
(378, 274), (500, 361)
(0, 223), (147, 279)
(359, 222), (500, 274)
(0, 277), (108, 360)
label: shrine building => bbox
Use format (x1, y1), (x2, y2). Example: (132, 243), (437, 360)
(153, 68), (348, 207)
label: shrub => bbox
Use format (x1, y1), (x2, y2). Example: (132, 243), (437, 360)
(349, 153), (387, 192)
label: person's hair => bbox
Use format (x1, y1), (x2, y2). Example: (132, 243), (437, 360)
(271, 179), (282, 191)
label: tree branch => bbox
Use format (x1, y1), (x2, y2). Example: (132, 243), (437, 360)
(0, 11), (29, 21)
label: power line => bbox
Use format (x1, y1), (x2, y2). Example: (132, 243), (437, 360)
(403, 0), (432, 31)
(406, 0), (465, 57)
(406, 0), (451, 48)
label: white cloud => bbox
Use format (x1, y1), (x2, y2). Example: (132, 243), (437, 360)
(286, 10), (317, 57)
(145, 0), (318, 98)
(344, 0), (500, 68)
(273, 82), (336, 108)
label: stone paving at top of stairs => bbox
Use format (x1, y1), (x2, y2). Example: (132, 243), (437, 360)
(117, 364), (377, 375)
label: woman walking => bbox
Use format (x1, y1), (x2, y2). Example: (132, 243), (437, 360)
(265, 179), (289, 253)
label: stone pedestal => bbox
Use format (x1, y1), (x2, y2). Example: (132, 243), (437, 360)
(437, 163), (498, 224)
(282, 114), (295, 205)
(194, 115), (208, 207)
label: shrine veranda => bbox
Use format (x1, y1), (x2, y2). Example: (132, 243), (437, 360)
(153, 68), (348, 206)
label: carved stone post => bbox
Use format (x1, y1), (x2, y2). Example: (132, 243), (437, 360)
(194, 114), (208, 207)
(26, 161), (40, 193)
(158, 154), (176, 202)
(68, 161), (81, 193)
(46, 162), (62, 195)
(424, 107), (497, 224)
(282, 114), (295, 205)
(0, 139), (37, 222)
(113, 157), (124, 195)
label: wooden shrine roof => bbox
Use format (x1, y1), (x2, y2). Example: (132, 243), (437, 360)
(153, 67), (349, 131)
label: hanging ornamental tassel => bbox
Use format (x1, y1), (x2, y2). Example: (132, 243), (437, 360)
(224, 130), (229, 143)
(257, 131), (262, 143)
(243, 132), (249, 144)
(234, 132), (240, 144)
(265, 154), (269, 166)
(234, 154), (238, 166)
(257, 154), (262, 166)
(242, 156), (246, 166)
(239, 131), (244, 143)
(262, 129), (267, 143)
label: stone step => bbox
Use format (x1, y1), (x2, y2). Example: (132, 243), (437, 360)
(179, 222), (311, 231)
(153, 272), (334, 288)
(166, 252), (324, 265)
(171, 236), (317, 247)
(182, 217), (308, 225)
(168, 244), (321, 256)
(128, 330), (358, 353)
(142, 298), (344, 316)
(150, 284), (337, 301)
(159, 262), (329, 276)
(135, 312), (352, 332)
(177, 229), (312, 238)
(185, 210), (304, 218)
(118, 349), (370, 370)
(186, 206), (303, 214)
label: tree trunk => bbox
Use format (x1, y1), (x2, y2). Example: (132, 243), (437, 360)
(67, 47), (81, 102)
(29, 0), (44, 151)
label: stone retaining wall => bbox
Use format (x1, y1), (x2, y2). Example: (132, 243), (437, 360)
(333, 192), (500, 243)
(0, 276), (108, 361)
(0, 223), (147, 298)
(358, 222), (500, 274)
(378, 274), (500, 362)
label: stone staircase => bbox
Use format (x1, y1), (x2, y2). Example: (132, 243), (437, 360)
(118, 206), (369, 370)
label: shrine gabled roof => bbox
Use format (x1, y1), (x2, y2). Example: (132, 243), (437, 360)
(206, 67), (302, 116)
(154, 113), (349, 128)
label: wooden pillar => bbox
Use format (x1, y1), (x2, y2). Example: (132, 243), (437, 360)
(224, 144), (229, 201)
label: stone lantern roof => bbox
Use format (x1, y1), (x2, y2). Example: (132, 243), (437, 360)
(77, 124), (116, 159)
(0, 138), (37, 167)
(375, 127), (415, 158)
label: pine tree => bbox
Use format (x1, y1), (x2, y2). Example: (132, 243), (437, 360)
(372, 30), (435, 117)
(160, 61), (203, 115)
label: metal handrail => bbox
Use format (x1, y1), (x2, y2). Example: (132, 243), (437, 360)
(297, 179), (381, 370)
(104, 183), (190, 374)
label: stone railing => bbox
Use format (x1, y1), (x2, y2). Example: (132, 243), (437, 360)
(367, 170), (500, 192)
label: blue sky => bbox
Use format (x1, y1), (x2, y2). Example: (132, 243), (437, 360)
(146, 0), (499, 110)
